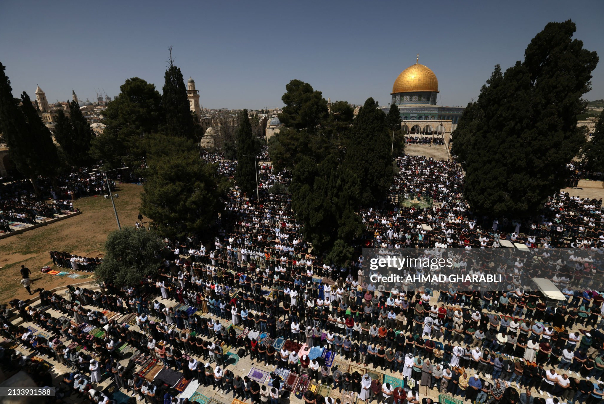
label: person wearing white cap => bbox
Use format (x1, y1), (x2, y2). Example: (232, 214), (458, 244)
(403, 353), (414, 379)
(359, 374), (372, 400)
(89, 359), (101, 384)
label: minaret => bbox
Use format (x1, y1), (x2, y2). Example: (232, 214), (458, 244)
(35, 85), (49, 112)
(187, 77), (202, 117)
(72, 90), (79, 105)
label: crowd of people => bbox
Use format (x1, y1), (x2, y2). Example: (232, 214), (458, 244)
(0, 167), (116, 234)
(1, 148), (603, 404)
(405, 137), (446, 146)
(50, 251), (103, 272)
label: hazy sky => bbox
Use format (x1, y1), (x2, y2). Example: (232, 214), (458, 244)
(1, 0), (603, 110)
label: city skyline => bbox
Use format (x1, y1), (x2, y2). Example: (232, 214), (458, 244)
(1, 0), (603, 110)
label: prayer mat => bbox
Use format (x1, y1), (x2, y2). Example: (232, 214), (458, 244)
(283, 340), (301, 353)
(294, 374), (309, 399)
(275, 367), (290, 380)
(57, 272), (70, 276)
(111, 391), (132, 404)
(248, 330), (259, 340)
(298, 344), (311, 358)
(341, 391), (357, 404)
(137, 358), (158, 377)
(174, 377), (191, 392)
(383, 375), (404, 390)
(190, 392), (209, 404)
(208, 398), (228, 404)
(156, 367), (183, 386)
(248, 367), (270, 384)
(232, 399), (247, 404)
(367, 370), (383, 383)
(262, 337), (274, 348)
(318, 384), (332, 397)
(284, 372), (298, 391)
(27, 326), (38, 334)
(273, 337), (285, 351)
(308, 382), (318, 393)
(308, 346), (323, 360)
(186, 307), (197, 316)
(178, 380), (199, 399)
(68, 274), (81, 279)
(36, 331), (51, 340)
(47, 270), (60, 275)
(225, 352), (239, 366)
(145, 365), (164, 382)
(322, 350), (335, 368)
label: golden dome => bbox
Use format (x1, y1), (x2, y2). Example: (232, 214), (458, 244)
(392, 62), (439, 94)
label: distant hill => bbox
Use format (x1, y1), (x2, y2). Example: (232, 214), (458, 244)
(587, 99), (604, 109)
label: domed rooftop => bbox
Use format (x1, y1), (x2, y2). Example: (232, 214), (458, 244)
(188, 77), (195, 82)
(392, 57), (439, 94)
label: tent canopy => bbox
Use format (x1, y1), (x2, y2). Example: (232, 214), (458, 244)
(532, 277), (566, 301)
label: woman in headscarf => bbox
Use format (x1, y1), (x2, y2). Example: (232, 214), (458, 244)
(359, 374), (372, 401)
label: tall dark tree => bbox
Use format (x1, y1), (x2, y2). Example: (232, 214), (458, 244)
(290, 154), (363, 265)
(162, 51), (196, 141)
(54, 100), (95, 166)
(386, 103), (405, 156)
(91, 77), (163, 168)
(344, 97), (394, 206)
(453, 20), (598, 217)
(0, 65), (61, 191)
(140, 134), (226, 239)
(325, 100), (355, 143)
(582, 110), (604, 174)
(0, 63), (31, 178)
(235, 110), (258, 197)
(279, 80), (328, 132)
(96, 227), (164, 287)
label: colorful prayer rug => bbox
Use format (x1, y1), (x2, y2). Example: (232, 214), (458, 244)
(383, 374), (404, 390)
(273, 337), (285, 350)
(190, 392), (209, 404)
(248, 367), (270, 384)
(174, 377), (191, 392)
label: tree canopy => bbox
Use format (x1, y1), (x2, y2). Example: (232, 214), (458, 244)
(270, 80), (394, 264)
(279, 79), (328, 132)
(452, 20), (598, 218)
(582, 110), (604, 173)
(235, 109), (259, 197)
(162, 57), (197, 141)
(92, 77), (163, 168)
(54, 100), (95, 166)
(344, 97), (394, 206)
(95, 227), (164, 287)
(140, 134), (227, 239)
(0, 63), (60, 188)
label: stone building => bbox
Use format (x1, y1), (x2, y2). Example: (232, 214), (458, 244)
(187, 77), (202, 118)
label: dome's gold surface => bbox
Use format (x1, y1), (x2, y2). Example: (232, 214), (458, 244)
(392, 63), (439, 94)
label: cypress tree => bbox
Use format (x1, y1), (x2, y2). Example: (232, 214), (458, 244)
(54, 100), (95, 166)
(162, 51), (196, 141)
(453, 20), (598, 217)
(235, 109), (258, 197)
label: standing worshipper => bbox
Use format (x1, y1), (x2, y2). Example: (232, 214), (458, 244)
(421, 359), (433, 396)
(90, 359), (102, 384)
(360, 374), (372, 401)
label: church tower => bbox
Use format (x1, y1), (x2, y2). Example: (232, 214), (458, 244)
(35, 85), (49, 112)
(187, 77), (202, 118)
